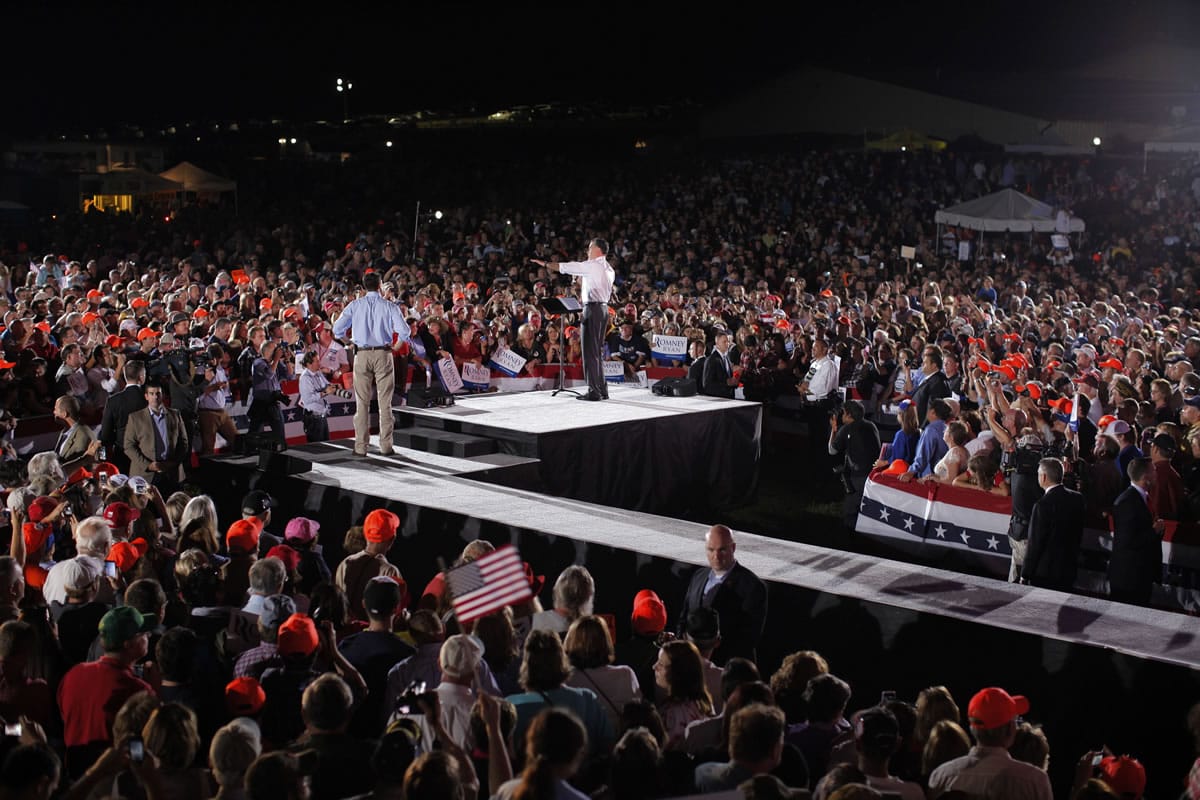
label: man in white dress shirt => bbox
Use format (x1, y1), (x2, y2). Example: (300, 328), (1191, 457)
(800, 338), (840, 471)
(531, 239), (615, 401)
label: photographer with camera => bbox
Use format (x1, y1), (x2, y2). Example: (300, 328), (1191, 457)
(298, 350), (347, 444)
(198, 343), (238, 455)
(829, 399), (882, 528)
(248, 340), (290, 451)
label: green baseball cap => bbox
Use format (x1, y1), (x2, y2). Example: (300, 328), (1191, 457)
(99, 606), (155, 650)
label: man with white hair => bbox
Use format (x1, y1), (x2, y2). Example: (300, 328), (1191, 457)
(401, 634), (487, 751)
(41, 516), (113, 606)
(530, 565), (595, 635)
(209, 719), (262, 798)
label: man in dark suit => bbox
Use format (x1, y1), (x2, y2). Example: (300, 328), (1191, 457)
(124, 383), (189, 493)
(686, 339), (707, 394)
(1021, 457), (1086, 591)
(99, 360), (148, 474)
(677, 524), (767, 665)
(1108, 457), (1163, 606)
(702, 332), (737, 399)
(910, 346), (952, 422)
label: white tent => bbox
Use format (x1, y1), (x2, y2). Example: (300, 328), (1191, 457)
(159, 161), (238, 212)
(934, 188), (1085, 233)
(159, 161), (237, 193)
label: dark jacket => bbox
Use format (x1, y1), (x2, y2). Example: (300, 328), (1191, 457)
(1108, 485), (1161, 601)
(702, 351), (736, 398)
(911, 369), (951, 422)
(678, 562), (767, 665)
(98, 384), (148, 470)
(1022, 484), (1085, 591)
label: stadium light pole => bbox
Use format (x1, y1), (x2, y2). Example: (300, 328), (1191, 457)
(336, 77), (354, 122)
(412, 202), (444, 262)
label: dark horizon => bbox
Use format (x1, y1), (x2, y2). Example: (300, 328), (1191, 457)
(5, 2), (1200, 138)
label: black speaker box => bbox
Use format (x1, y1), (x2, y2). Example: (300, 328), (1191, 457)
(406, 384), (456, 409)
(652, 377), (698, 397)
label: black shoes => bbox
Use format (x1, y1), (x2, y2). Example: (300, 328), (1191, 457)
(577, 392), (603, 401)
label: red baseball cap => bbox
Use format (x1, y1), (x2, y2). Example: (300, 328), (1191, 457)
(631, 589), (667, 635)
(136, 327), (158, 342)
(105, 334), (124, 349)
(130, 297), (149, 309)
(277, 613), (319, 657)
(1097, 357), (1123, 370)
(226, 519), (262, 555)
(27, 496), (59, 524)
(363, 509), (400, 543)
(225, 676), (266, 716)
(61, 466), (93, 490)
(81, 312), (99, 325)
(108, 539), (149, 573)
(86, 289), (104, 301)
(881, 459), (909, 476)
(103, 502), (141, 529)
(967, 687), (1030, 730)
(265, 544), (301, 573)
(1098, 755), (1146, 798)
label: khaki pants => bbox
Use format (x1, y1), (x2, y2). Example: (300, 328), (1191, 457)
(1008, 536), (1028, 582)
(353, 349), (395, 455)
(198, 408), (238, 455)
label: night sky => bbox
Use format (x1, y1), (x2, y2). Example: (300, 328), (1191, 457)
(4, 2), (1198, 137)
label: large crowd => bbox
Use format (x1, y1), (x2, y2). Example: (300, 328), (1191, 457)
(1, 145), (1200, 798)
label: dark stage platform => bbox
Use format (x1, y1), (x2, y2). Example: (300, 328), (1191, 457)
(394, 384), (762, 514)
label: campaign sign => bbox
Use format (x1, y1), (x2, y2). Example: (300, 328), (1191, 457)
(604, 360), (625, 383)
(651, 334), (688, 363)
(462, 362), (491, 390)
(489, 348), (527, 377)
(437, 356), (465, 394)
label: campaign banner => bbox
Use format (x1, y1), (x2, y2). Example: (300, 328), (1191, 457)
(437, 356), (465, 394)
(489, 348), (527, 377)
(462, 362), (491, 390)
(857, 473), (934, 543)
(604, 360), (625, 383)
(651, 334), (688, 364)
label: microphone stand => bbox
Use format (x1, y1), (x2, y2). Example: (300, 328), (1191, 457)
(540, 296), (583, 397)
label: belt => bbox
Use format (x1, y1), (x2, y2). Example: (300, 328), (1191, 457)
(303, 410), (327, 419)
(584, 301), (608, 305)
(355, 345), (392, 351)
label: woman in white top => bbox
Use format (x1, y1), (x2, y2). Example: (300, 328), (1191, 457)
(563, 616), (642, 731)
(926, 421), (971, 484)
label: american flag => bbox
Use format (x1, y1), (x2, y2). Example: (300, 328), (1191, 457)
(446, 544), (532, 623)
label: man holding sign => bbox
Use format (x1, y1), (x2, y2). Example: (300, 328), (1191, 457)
(531, 239), (615, 401)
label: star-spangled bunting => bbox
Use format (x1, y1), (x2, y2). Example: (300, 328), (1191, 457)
(858, 497), (1011, 557)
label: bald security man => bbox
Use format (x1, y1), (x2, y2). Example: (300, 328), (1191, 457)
(677, 525), (767, 665)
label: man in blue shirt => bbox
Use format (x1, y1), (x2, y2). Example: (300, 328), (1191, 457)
(248, 341), (289, 450)
(898, 398), (951, 482)
(333, 272), (411, 456)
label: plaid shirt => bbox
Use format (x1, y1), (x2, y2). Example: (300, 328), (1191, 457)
(233, 642), (281, 680)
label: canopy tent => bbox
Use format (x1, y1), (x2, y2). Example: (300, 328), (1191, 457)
(865, 129), (946, 152)
(1143, 129), (1200, 172)
(934, 188), (1085, 233)
(159, 161), (237, 194)
(159, 161), (237, 212)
